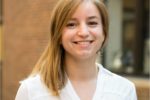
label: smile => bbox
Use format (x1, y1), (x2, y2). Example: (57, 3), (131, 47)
(73, 40), (94, 45)
(73, 40), (93, 44)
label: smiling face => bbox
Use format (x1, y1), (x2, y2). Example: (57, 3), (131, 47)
(61, 1), (105, 60)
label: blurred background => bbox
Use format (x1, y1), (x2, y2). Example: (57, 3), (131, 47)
(0, 0), (149, 100)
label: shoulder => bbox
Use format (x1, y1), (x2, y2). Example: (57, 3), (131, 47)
(97, 63), (135, 86)
(16, 75), (59, 100)
(97, 63), (136, 98)
(21, 75), (45, 91)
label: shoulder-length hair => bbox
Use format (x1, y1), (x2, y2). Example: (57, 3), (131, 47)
(31, 0), (109, 96)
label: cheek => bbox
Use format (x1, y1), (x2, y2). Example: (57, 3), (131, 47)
(92, 28), (105, 41)
(61, 28), (69, 42)
(61, 29), (75, 46)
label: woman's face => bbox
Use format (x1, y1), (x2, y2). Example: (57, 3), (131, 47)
(61, 1), (104, 60)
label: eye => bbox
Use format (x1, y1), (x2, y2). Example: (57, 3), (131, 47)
(88, 21), (98, 27)
(66, 22), (77, 29)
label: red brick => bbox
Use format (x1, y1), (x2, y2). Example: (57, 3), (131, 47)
(3, 0), (57, 100)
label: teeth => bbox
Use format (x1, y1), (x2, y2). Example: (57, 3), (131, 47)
(76, 41), (91, 45)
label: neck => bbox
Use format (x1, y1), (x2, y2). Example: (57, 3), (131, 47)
(64, 55), (98, 82)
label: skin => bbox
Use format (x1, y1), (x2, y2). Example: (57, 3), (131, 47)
(61, 1), (105, 100)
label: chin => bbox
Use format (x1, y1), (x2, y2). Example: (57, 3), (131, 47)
(76, 52), (96, 60)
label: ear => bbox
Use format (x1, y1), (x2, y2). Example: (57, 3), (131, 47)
(100, 32), (106, 51)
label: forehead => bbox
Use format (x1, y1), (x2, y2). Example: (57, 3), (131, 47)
(71, 1), (101, 19)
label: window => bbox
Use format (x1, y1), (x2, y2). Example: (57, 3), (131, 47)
(103, 0), (149, 77)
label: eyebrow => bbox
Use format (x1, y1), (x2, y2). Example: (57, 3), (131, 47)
(88, 16), (100, 20)
(69, 16), (100, 21)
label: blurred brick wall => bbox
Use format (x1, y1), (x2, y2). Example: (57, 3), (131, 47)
(3, 0), (56, 100)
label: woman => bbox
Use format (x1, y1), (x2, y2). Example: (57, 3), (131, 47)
(15, 0), (137, 100)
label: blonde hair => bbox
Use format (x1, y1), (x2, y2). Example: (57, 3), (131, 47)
(31, 0), (109, 96)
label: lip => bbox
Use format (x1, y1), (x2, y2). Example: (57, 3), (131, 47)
(72, 40), (94, 49)
(73, 40), (94, 44)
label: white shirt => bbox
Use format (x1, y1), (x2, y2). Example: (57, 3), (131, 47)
(15, 64), (137, 100)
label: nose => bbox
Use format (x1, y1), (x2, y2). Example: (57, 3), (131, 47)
(77, 23), (89, 38)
